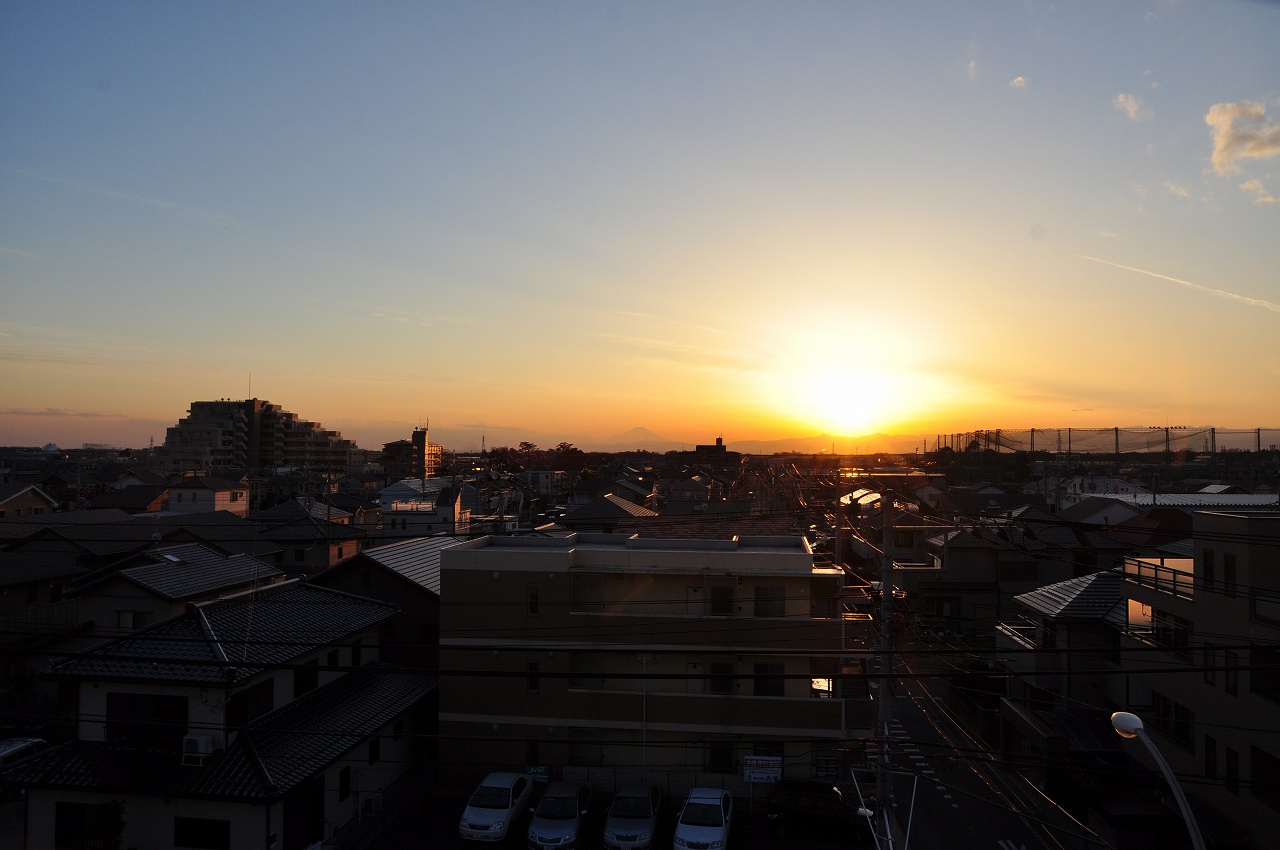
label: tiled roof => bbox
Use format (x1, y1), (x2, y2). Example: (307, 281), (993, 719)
(564, 494), (658, 522)
(0, 509), (135, 540)
(360, 536), (459, 594)
(0, 665), (436, 801)
(48, 580), (396, 685)
(114, 545), (283, 601)
(258, 516), (365, 543)
(168, 478), (246, 492)
(254, 498), (352, 523)
(1014, 569), (1125, 625)
(0, 550), (88, 587)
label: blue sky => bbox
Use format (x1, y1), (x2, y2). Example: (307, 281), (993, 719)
(2, 2), (1278, 451)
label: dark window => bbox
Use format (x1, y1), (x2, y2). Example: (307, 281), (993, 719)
(1226, 747), (1240, 794)
(1223, 553), (1238, 596)
(709, 662), (734, 695)
(294, 658), (320, 698)
(339, 766), (351, 801)
(1151, 690), (1194, 747)
(708, 740), (735, 773)
(368, 736), (380, 765)
(528, 583), (540, 615)
(327, 649), (339, 668)
(50, 582), (63, 603)
(105, 692), (187, 748)
(351, 639), (363, 666)
(294, 548), (306, 562)
(1226, 650), (1238, 696)
(754, 587), (785, 618)
(708, 585), (734, 616)
(1202, 549), (1216, 589)
(1252, 646), (1280, 703)
(1152, 609), (1192, 657)
(1252, 746), (1280, 810)
(173, 817), (232, 850)
(55, 802), (115, 850)
(1205, 735), (1218, 779)
(226, 678), (275, 727)
(527, 661), (540, 694)
(753, 662), (785, 697)
(1203, 645), (1216, 685)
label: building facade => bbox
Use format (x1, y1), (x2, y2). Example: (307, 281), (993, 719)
(438, 533), (874, 788)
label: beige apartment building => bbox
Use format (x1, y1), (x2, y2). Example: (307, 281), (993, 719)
(439, 533), (875, 786)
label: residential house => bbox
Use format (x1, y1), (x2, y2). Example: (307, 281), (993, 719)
(0, 484), (58, 519)
(0, 580), (436, 850)
(166, 477), (250, 518)
(310, 535), (459, 669)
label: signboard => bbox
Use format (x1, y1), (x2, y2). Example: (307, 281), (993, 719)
(743, 755), (782, 783)
(524, 764), (549, 782)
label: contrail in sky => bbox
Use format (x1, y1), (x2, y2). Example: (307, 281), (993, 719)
(13, 168), (245, 230)
(1076, 254), (1280, 315)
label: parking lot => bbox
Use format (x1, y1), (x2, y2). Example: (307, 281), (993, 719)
(367, 782), (869, 850)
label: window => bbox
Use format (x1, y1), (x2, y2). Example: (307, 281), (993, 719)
(1226, 650), (1238, 696)
(339, 766), (351, 801)
(351, 639), (363, 666)
(708, 585), (734, 616)
(709, 662), (734, 695)
(294, 548), (306, 562)
(294, 658), (319, 697)
(368, 736), (380, 765)
(1150, 690), (1194, 748)
(754, 587), (785, 618)
(753, 662), (785, 697)
(1223, 552), (1238, 597)
(173, 817), (232, 850)
(105, 692), (188, 748)
(1202, 549), (1216, 589)
(528, 583), (540, 615)
(527, 661), (540, 694)
(55, 802), (116, 850)
(1202, 645), (1216, 685)
(1152, 609), (1192, 657)
(337, 545), (344, 559)
(226, 678), (274, 727)
(707, 740), (735, 773)
(1251, 745), (1280, 811)
(327, 649), (339, 668)
(1251, 646), (1280, 703)
(1226, 747), (1240, 794)
(1205, 735), (1218, 779)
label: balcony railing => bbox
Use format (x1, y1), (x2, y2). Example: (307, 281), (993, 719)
(1124, 558), (1194, 600)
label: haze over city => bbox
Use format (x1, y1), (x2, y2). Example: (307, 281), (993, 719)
(3, 2), (1279, 451)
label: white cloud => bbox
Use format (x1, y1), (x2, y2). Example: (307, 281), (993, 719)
(1009, 76), (1027, 89)
(1205, 101), (1280, 174)
(1162, 180), (1189, 198)
(967, 59), (978, 79)
(1098, 230), (1118, 240)
(1114, 93), (1154, 121)
(1240, 179), (1277, 204)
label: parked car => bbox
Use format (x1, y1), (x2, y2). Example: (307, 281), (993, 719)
(765, 780), (871, 843)
(673, 787), (733, 850)
(602, 783), (662, 850)
(0, 738), (46, 799)
(527, 780), (591, 850)
(459, 771), (534, 842)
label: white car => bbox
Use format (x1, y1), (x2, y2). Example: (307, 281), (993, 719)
(459, 771), (534, 842)
(673, 787), (733, 850)
(603, 784), (661, 850)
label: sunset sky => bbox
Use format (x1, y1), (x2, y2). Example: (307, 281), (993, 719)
(3, 2), (1279, 451)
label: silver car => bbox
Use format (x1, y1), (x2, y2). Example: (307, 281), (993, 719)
(603, 784), (661, 850)
(527, 780), (591, 849)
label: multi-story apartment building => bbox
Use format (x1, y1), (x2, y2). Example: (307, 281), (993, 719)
(1119, 511), (1280, 847)
(438, 533), (874, 787)
(159, 398), (356, 473)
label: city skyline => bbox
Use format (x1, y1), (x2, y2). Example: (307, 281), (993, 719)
(3, 2), (1279, 450)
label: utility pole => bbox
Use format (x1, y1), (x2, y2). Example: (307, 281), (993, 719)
(876, 486), (895, 848)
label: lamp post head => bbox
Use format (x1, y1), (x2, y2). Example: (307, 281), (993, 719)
(1112, 711), (1144, 739)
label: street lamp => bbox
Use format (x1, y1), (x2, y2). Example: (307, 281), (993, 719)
(1110, 712), (1206, 850)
